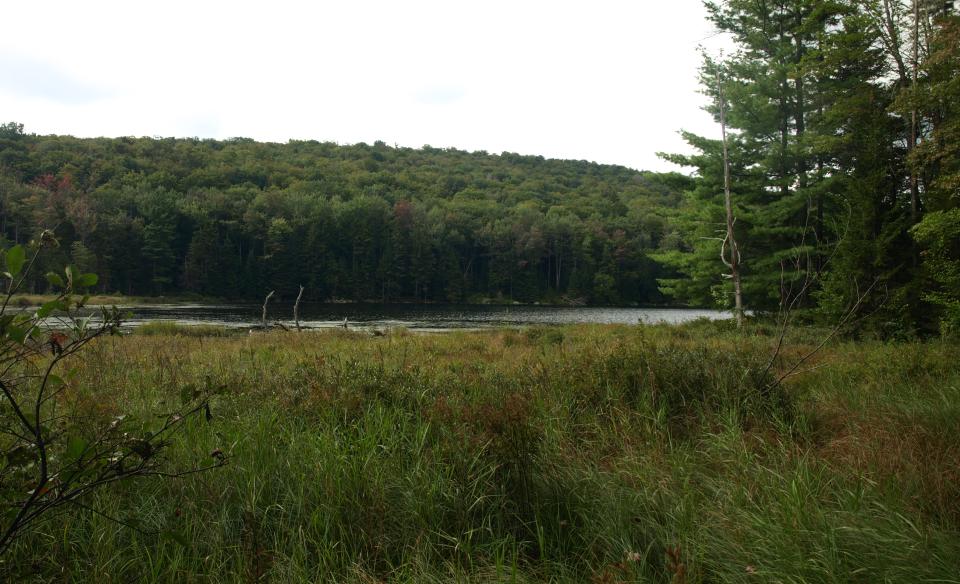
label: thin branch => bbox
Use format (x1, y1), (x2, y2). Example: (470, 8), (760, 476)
(769, 277), (879, 390)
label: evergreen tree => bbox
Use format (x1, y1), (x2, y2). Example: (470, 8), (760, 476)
(657, 0), (947, 333)
(910, 9), (960, 334)
(138, 188), (179, 295)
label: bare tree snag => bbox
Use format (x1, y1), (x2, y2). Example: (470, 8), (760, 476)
(718, 64), (744, 328)
(293, 285), (304, 331)
(910, 0), (920, 225)
(261, 290), (275, 328)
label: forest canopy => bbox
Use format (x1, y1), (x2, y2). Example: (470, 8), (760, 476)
(0, 126), (683, 305)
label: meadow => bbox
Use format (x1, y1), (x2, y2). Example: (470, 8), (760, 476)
(2, 322), (958, 583)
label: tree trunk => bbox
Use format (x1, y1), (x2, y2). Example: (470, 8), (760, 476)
(910, 0), (920, 225)
(293, 285), (304, 331)
(261, 290), (274, 328)
(719, 69), (744, 328)
(779, 15), (791, 199)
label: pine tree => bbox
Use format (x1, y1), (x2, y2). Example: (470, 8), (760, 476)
(657, 1), (824, 312)
(910, 9), (960, 334)
(659, 0), (942, 332)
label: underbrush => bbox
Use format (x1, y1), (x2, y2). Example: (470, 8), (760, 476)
(2, 324), (958, 582)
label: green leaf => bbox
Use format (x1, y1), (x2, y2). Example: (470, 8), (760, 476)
(7, 325), (27, 344)
(76, 273), (98, 288)
(36, 300), (65, 318)
(46, 374), (65, 388)
(46, 272), (65, 288)
(65, 437), (88, 461)
(5, 245), (25, 277)
(65, 265), (80, 287)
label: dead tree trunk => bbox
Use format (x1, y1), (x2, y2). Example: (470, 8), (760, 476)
(718, 67), (744, 328)
(909, 0), (920, 226)
(293, 285), (304, 331)
(261, 290), (275, 328)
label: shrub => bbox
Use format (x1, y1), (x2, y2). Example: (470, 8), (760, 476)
(0, 239), (225, 553)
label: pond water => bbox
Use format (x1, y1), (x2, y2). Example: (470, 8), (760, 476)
(110, 303), (731, 332)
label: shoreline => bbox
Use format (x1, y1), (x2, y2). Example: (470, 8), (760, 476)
(7, 293), (710, 311)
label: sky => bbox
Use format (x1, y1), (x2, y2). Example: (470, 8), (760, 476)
(0, 0), (730, 172)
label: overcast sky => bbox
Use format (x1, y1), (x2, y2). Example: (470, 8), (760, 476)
(0, 1), (729, 172)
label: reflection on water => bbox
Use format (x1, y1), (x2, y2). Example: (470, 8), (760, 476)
(104, 303), (732, 332)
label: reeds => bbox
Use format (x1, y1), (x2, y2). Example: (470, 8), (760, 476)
(3, 324), (958, 582)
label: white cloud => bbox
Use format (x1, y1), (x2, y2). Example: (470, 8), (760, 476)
(0, 0), (731, 171)
(0, 56), (111, 105)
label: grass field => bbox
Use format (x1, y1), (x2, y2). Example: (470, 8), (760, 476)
(2, 322), (958, 582)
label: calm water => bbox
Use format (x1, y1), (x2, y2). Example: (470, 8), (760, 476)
(109, 303), (731, 332)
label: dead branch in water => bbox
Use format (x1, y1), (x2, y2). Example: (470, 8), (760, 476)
(261, 290), (274, 328)
(294, 285), (304, 331)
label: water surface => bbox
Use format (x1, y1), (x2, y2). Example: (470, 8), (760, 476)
(113, 303), (731, 332)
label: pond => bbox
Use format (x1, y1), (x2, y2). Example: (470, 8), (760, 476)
(108, 303), (732, 332)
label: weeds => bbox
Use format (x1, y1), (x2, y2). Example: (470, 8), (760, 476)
(2, 323), (958, 582)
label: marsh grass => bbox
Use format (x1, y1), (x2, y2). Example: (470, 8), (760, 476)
(135, 321), (238, 337)
(2, 324), (958, 582)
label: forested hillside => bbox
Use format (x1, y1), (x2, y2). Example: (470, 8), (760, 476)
(656, 1), (959, 335)
(0, 127), (683, 304)
(0, 2), (956, 336)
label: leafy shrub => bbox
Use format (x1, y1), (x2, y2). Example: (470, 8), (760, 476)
(0, 239), (226, 554)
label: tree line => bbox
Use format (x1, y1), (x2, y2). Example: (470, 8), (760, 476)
(0, 1), (955, 335)
(0, 126), (682, 305)
(656, 0), (959, 335)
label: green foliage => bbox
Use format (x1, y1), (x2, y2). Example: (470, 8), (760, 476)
(0, 130), (680, 305)
(655, 2), (960, 335)
(4, 245), (25, 278)
(912, 209), (960, 335)
(908, 14), (960, 336)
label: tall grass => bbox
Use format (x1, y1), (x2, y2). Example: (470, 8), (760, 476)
(135, 321), (237, 337)
(3, 324), (958, 582)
